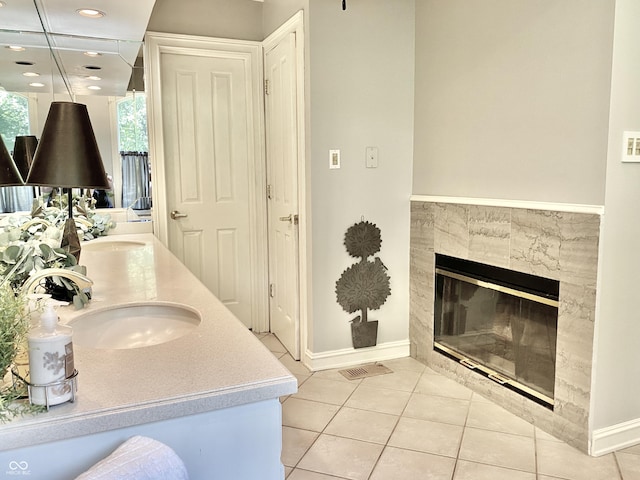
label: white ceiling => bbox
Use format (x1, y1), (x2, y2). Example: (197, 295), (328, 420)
(0, 0), (156, 96)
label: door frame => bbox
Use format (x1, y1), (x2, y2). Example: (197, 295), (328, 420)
(144, 31), (269, 332)
(263, 11), (308, 356)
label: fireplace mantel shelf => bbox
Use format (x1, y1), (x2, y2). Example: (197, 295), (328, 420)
(410, 195), (604, 215)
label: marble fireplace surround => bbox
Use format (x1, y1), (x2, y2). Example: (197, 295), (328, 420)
(409, 196), (602, 453)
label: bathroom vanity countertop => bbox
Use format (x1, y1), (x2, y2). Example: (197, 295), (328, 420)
(0, 234), (297, 451)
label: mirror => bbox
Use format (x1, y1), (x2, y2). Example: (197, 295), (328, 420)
(0, 0), (152, 212)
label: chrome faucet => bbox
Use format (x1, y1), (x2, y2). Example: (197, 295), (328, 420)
(22, 268), (93, 296)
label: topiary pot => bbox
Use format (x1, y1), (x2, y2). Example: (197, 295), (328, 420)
(351, 320), (378, 349)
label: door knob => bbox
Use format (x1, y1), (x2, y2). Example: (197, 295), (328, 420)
(170, 210), (188, 220)
(279, 214), (298, 225)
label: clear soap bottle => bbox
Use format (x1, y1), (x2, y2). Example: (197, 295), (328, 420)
(27, 303), (75, 406)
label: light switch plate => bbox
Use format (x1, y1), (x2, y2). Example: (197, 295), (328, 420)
(365, 146), (378, 168)
(329, 149), (340, 169)
(622, 131), (640, 163)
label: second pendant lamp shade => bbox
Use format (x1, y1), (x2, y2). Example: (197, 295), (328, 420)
(13, 135), (38, 181)
(26, 101), (110, 189)
(0, 134), (23, 186)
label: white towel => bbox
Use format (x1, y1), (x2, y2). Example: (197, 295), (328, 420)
(75, 435), (189, 480)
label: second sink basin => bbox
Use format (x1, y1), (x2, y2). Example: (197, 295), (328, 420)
(69, 302), (201, 349)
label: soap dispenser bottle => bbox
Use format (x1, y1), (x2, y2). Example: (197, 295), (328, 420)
(27, 304), (75, 406)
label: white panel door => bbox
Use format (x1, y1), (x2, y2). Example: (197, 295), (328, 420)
(265, 31), (301, 359)
(160, 51), (253, 327)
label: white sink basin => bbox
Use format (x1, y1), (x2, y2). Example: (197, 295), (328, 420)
(69, 302), (201, 349)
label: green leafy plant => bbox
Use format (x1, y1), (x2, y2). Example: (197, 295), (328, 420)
(0, 284), (28, 376)
(0, 284), (46, 422)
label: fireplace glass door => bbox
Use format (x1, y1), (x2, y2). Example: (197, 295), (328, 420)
(434, 256), (558, 407)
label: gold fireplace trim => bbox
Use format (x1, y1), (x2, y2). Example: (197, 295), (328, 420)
(434, 341), (555, 408)
(435, 268), (559, 308)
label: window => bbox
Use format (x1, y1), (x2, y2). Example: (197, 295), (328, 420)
(0, 92), (33, 212)
(0, 91), (30, 153)
(116, 92), (148, 152)
(116, 93), (151, 210)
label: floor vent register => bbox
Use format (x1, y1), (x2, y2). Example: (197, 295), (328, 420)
(338, 363), (393, 380)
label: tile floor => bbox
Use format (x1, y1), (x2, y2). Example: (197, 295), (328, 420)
(255, 333), (640, 480)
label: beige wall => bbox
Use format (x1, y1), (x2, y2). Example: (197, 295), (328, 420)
(412, 0), (615, 205)
(592, 0), (640, 432)
(147, 0), (263, 41)
(307, 0), (415, 352)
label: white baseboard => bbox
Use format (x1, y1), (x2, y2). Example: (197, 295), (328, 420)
(591, 418), (640, 456)
(302, 340), (410, 372)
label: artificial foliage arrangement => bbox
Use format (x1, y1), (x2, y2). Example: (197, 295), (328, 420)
(335, 220), (391, 348)
(0, 195), (112, 308)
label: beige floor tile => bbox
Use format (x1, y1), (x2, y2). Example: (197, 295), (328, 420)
(388, 416), (463, 457)
(260, 334), (287, 353)
(282, 427), (319, 467)
(453, 459), (536, 479)
(615, 452), (640, 480)
(537, 439), (621, 480)
(620, 443), (640, 456)
(470, 392), (493, 403)
(297, 434), (383, 480)
(295, 373), (311, 388)
(404, 392), (470, 426)
(288, 469), (349, 479)
(466, 401), (534, 437)
(282, 397), (340, 432)
(280, 354), (313, 376)
(360, 368), (421, 392)
(369, 446), (456, 480)
(324, 407), (398, 444)
(285, 466), (293, 478)
(458, 427), (536, 473)
(295, 377), (358, 406)
(378, 356), (426, 373)
(414, 372), (474, 400)
(536, 426), (563, 442)
(344, 384), (411, 416)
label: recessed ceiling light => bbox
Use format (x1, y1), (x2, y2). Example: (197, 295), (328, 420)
(77, 9), (105, 18)
(0, 2), (6, 7)
(29, 82), (45, 88)
(7, 46), (26, 52)
(23, 72), (39, 77)
(87, 75), (101, 81)
(84, 51), (101, 58)
(87, 85), (101, 91)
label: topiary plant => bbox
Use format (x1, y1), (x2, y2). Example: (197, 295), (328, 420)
(336, 220), (390, 348)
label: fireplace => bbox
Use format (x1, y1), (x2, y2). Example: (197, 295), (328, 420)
(410, 200), (601, 452)
(434, 254), (559, 408)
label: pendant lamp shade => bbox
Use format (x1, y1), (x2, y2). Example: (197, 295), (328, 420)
(26, 102), (110, 189)
(0, 134), (23, 186)
(13, 135), (38, 181)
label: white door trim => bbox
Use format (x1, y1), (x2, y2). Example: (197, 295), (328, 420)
(144, 31), (268, 332)
(262, 11), (308, 355)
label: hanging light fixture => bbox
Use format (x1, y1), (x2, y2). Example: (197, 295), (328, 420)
(0, 135), (23, 186)
(26, 101), (110, 261)
(12, 135), (38, 180)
